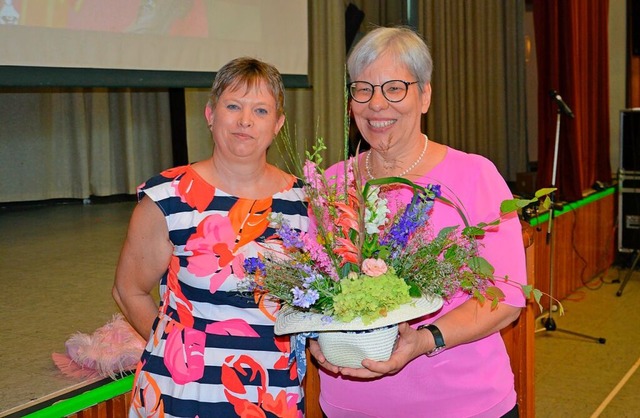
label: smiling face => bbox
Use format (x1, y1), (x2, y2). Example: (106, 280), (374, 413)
(350, 51), (431, 155)
(205, 79), (285, 162)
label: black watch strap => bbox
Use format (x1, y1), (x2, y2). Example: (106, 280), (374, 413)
(418, 324), (446, 356)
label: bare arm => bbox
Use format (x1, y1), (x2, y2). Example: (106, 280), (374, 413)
(112, 196), (173, 339)
(311, 298), (521, 379)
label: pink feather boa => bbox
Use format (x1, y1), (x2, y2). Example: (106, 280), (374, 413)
(52, 313), (146, 380)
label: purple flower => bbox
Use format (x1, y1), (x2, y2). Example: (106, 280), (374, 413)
(292, 287), (320, 308)
(429, 184), (442, 199)
(278, 222), (305, 249)
(381, 189), (436, 256)
(243, 257), (266, 275)
(303, 273), (321, 288)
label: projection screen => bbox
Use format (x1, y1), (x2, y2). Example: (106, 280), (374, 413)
(0, 0), (309, 87)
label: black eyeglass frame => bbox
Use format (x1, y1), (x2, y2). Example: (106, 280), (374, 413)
(348, 79), (419, 103)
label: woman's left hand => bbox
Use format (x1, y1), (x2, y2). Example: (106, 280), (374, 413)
(338, 322), (427, 378)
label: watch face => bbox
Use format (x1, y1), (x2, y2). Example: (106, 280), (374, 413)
(426, 345), (445, 357)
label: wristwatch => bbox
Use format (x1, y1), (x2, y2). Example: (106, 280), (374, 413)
(417, 324), (446, 357)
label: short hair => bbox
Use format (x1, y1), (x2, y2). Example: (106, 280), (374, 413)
(347, 26), (433, 92)
(208, 57), (285, 116)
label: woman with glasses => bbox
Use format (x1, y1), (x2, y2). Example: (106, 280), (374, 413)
(309, 26), (525, 417)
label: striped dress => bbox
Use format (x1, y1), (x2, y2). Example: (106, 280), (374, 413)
(129, 165), (308, 418)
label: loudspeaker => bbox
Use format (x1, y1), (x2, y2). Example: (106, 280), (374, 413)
(620, 190), (640, 251)
(620, 110), (640, 172)
(632, 0), (640, 56)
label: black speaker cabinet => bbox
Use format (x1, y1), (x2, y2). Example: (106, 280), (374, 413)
(633, 0), (640, 56)
(619, 110), (640, 251)
(619, 175), (640, 252)
(620, 110), (640, 172)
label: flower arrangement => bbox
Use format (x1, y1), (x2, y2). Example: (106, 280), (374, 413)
(240, 135), (553, 327)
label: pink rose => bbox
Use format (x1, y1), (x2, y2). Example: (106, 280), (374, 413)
(361, 258), (388, 277)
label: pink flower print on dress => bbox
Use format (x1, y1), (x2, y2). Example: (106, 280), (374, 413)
(205, 318), (260, 337)
(163, 322), (206, 384)
(185, 214), (245, 293)
(261, 390), (303, 418)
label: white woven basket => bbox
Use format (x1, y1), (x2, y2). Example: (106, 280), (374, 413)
(318, 325), (399, 369)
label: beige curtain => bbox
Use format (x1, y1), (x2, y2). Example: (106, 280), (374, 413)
(421, 0), (527, 180)
(269, 0), (348, 170)
(318, 0), (528, 180)
(0, 88), (172, 202)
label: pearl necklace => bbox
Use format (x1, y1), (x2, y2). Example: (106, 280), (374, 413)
(365, 134), (429, 180)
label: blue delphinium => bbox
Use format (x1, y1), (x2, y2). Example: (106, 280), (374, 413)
(381, 186), (440, 257)
(243, 257), (266, 276)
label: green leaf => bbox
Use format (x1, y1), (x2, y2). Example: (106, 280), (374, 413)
(500, 198), (535, 213)
(485, 286), (505, 301)
(535, 187), (556, 199)
(437, 225), (459, 239)
(468, 256), (495, 276)
(499, 187), (555, 215)
(407, 282), (422, 297)
(532, 288), (544, 313)
(463, 226), (486, 237)
(521, 284), (534, 298)
(444, 245), (459, 260)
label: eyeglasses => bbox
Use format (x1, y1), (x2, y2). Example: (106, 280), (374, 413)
(348, 80), (418, 103)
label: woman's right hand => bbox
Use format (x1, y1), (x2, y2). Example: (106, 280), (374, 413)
(308, 339), (341, 374)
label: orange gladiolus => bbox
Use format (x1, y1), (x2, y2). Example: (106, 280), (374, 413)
(333, 201), (359, 236)
(334, 236), (359, 266)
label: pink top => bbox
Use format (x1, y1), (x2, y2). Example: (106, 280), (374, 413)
(319, 147), (526, 417)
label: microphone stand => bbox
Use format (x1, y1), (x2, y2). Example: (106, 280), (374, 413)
(536, 96), (606, 344)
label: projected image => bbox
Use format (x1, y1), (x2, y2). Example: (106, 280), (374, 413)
(0, 0), (307, 78)
(0, 0), (19, 24)
(2, 0), (208, 36)
(126, 0), (204, 35)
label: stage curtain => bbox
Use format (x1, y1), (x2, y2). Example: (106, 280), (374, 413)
(267, 0), (348, 171)
(0, 88), (173, 203)
(533, 0), (611, 202)
(340, 1), (528, 181)
(418, 0), (528, 181)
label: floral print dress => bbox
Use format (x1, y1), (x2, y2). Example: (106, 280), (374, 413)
(129, 165), (308, 418)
